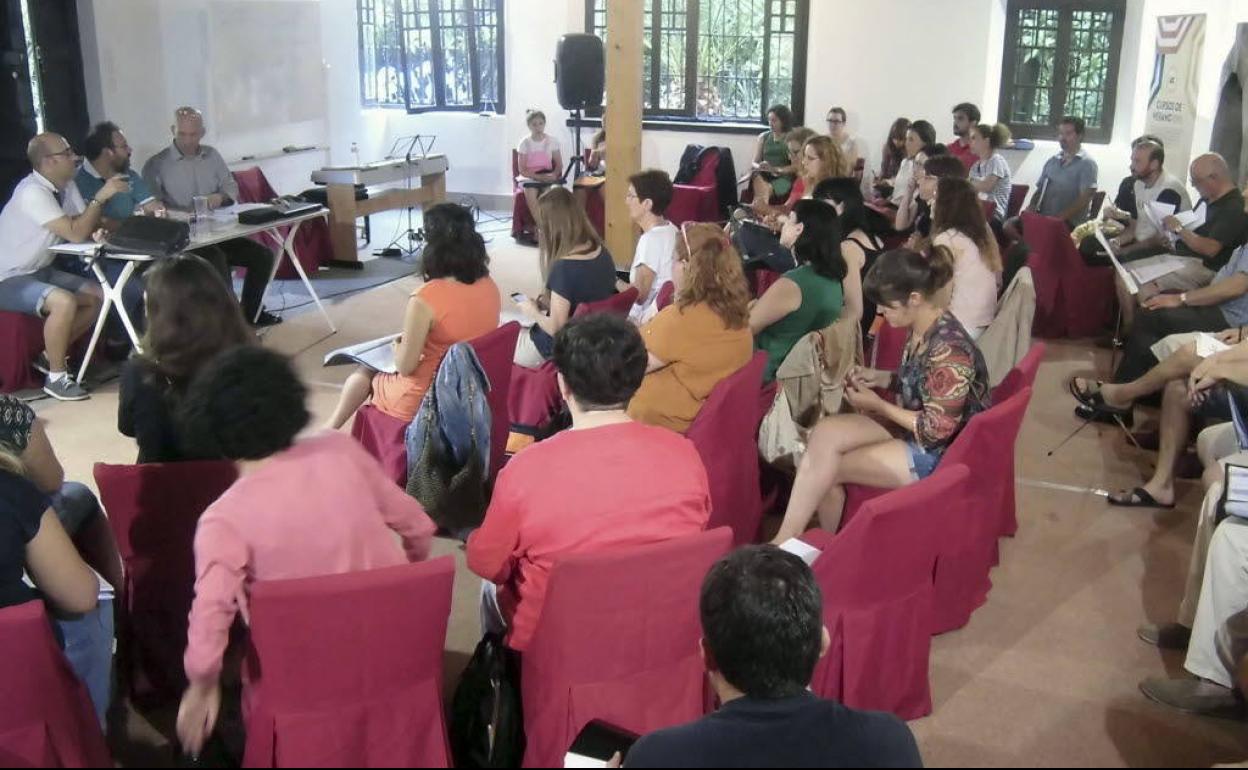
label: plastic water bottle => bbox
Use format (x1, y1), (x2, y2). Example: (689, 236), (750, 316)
(350, 142), (360, 167)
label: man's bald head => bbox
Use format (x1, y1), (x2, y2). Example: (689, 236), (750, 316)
(1191, 153), (1235, 200)
(172, 107), (207, 156)
(27, 133), (77, 187)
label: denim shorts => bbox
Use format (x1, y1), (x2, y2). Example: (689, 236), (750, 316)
(905, 441), (942, 481)
(0, 266), (92, 316)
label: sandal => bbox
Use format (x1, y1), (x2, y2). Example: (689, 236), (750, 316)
(1068, 377), (1104, 407)
(1107, 487), (1175, 509)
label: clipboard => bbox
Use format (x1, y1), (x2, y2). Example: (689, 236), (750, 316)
(1094, 226), (1139, 295)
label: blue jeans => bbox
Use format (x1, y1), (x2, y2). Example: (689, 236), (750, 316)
(56, 600), (114, 727)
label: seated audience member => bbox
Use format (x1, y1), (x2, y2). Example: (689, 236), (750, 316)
(1081, 136), (1188, 262)
(629, 223), (754, 433)
(931, 177), (1003, 338)
(513, 187), (617, 368)
(0, 445), (109, 724)
(118, 254), (253, 463)
(327, 203), (500, 428)
(826, 107), (865, 176)
(618, 169), (678, 324)
(59, 121), (165, 346)
(1072, 330), (1248, 508)
(749, 105), (798, 204)
(175, 346), (436, 756)
(467, 315), (712, 652)
(1075, 243), (1248, 412)
(771, 248), (990, 541)
(889, 120), (937, 207)
(752, 200), (857, 383)
(143, 107), (279, 326)
(874, 117), (911, 200)
(814, 177), (887, 336)
(895, 154), (967, 239)
(588, 126), (607, 173)
(948, 102), (981, 172)
(1003, 116), (1098, 239)
(0, 133), (109, 401)
(626, 545), (923, 768)
(516, 109), (564, 227)
(968, 123), (1013, 222)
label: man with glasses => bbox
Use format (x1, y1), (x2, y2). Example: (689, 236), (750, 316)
(143, 107), (280, 327)
(825, 107), (864, 177)
(0, 133), (123, 400)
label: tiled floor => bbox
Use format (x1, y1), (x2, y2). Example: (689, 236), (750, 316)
(34, 215), (1248, 765)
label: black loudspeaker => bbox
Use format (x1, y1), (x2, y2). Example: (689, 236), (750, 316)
(555, 34), (604, 110)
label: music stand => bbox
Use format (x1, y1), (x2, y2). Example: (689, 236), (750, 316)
(383, 134), (437, 258)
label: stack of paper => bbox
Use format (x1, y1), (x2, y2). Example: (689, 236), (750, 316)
(1224, 464), (1248, 519)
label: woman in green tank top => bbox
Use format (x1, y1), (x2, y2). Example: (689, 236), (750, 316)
(750, 105), (797, 203)
(750, 200), (864, 382)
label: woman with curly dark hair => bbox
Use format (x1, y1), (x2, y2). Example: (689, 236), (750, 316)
(326, 202), (501, 429)
(628, 222), (754, 433)
(117, 253), (253, 463)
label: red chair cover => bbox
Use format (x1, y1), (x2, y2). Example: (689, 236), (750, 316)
(242, 558), (456, 768)
(1020, 212), (1114, 339)
(0, 601), (111, 768)
(232, 166), (331, 279)
(511, 151), (538, 242)
(655, 281), (675, 311)
(470, 322), (522, 485)
(520, 528), (733, 768)
(749, 268), (783, 299)
(669, 150), (721, 226)
(686, 352), (768, 545)
(841, 389), (1034, 633)
(1007, 184), (1029, 219)
(0, 311), (44, 393)
(93, 460), (239, 706)
(993, 341), (1045, 403)
(350, 404), (410, 486)
(507, 289), (639, 433)
(802, 463), (971, 720)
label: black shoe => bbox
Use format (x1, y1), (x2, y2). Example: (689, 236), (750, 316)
(251, 310), (283, 328)
(1075, 402), (1134, 428)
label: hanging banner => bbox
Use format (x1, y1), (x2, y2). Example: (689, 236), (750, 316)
(1145, 14), (1206, 176)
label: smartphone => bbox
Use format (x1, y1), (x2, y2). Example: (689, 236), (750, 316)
(511, 292), (527, 303)
(565, 720), (639, 768)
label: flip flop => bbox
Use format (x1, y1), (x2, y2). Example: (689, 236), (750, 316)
(1068, 377), (1104, 407)
(1107, 487), (1175, 509)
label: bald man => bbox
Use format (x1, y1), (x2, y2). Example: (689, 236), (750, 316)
(142, 107), (279, 326)
(0, 133), (124, 400)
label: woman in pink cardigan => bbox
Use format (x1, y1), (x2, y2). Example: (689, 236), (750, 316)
(175, 347), (436, 757)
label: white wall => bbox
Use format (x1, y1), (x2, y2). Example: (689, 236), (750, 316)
(77, 0), (1248, 202)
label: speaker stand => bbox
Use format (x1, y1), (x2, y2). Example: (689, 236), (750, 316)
(560, 108), (587, 184)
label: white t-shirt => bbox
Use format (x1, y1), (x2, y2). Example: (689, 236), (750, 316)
(0, 172), (85, 281)
(516, 134), (561, 179)
(890, 158), (916, 206)
(933, 228), (999, 334)
(628, 222), (678, 324)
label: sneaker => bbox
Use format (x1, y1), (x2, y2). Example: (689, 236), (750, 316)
(251, 310), (283, 328)
(43, 376), (90, 402)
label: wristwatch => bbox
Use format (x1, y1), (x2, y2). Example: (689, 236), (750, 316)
(1179, 292), (1188, 306)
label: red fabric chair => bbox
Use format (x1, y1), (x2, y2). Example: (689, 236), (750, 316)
(668, 150), (721, 225)
(801, 463), (971, 720)
(993, 341), (1045, 403)
(870, 321), (908, 373)
(511, 151), (539, 243)
(0, 311), (45, 393)
(686, 352), (768, 545)
(749, 268), (784, 299)
(351, 322), (524, 489)
(93, 460), (239, 706)
(520, 528), (733, 768)
(655, 281), (675, 311)
(577, 149), (606, 237)
(840, 389), (1033, 633)
(0, 601), (111, 767)
(1007, 184), (1029, 219)
(1020, 211), (1114, 339)
(350, 405), (410, 486)
(508, 289), (639, 433)
(232, 166), (331, 279)
(241, 558), (455, 768)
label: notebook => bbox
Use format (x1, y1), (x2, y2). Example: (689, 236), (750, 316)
(323, 334), (400, 374)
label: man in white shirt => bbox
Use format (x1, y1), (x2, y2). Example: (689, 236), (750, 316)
(618, 169), (678, 324)
(0, 133), (124, 401)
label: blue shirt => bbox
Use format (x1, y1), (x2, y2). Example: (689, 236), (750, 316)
(1217, 245), (1248, 327)
(74, 163), (154, 223)
(1034, 150), (1098, 225)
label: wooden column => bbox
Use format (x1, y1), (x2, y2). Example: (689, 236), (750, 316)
(603, 0), (643, 269)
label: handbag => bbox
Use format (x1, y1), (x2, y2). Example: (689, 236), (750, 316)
(449, 632), (525, 768)
(104, 216), (190, 257)
(405, 379), (488, 537)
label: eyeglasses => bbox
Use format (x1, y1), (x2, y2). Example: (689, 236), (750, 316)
(827, 118), (845, 125)
(47, 149), (76, 159)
